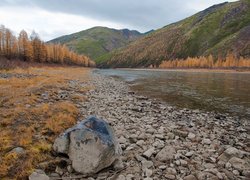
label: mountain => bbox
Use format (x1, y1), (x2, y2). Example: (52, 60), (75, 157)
(98, 0), (250, 68)
(49, 26), (143, 60)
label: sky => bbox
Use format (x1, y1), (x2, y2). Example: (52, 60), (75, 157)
(0, 0), (238, 41)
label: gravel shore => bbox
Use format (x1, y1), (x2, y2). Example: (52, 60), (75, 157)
(48, 71), (250, 180)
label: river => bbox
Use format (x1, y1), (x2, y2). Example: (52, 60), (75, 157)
(95, 69), (250, 120)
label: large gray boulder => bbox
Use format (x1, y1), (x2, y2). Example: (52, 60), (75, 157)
(53, 116), (122, 175)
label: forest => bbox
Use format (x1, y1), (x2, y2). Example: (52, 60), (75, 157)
(159, 54), (250, 69)
(0, 25), (95, 68)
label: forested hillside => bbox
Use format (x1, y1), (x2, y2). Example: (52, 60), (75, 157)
(98, 0), (250, 68)
(49, 26), (143, 61)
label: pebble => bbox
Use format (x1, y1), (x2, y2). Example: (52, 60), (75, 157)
(29, 170), (49, 180)
(141, 160), (154, 169)
(117, 174), (126, 180)
(183, 174), (197, 180)
(232, 170), (240, 176)
(143, 168), (153, 177)
(185, 151), (194, 157)
(136, 140), (145, 147)
(143, 147), (155, 158)
(165, 174), (176, 180)
(159, 165), (167, 170)
(180, 159), (188, 166)
(187, 133), (196, 140)
(202, 138), (211, 145)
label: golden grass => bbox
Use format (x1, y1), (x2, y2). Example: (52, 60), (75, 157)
(0, 66), (91, 179)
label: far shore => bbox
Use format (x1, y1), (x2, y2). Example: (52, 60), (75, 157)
(115, 68), (250, 74)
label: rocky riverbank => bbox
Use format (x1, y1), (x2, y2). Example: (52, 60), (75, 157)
(41, 71), (250, 179)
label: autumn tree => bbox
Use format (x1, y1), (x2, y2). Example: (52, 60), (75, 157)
(30, 31), (47, 63)
(0, 26), (3, 55)
(18, 30), (33, 61)
(0, 25), (6, 57)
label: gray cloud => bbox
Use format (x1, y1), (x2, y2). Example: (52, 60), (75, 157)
(0, 0), (237, 32)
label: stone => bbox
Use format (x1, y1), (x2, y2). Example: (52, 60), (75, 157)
(225, 162), (232, 169)
(187, 133), (196, 140)
(217, 147), (246, 165)
(243, 169), (250, 177)
(53, 134), (69, 154)
(174, 130), (188, 138)
(146, 128), (155, 134)
(118, 136), (127, 144)
(204, 169), (223, 180)
(29, 170), (49, 180)
(167, 132), (175, 140)
(152, 139), (165, 149)
(185, 151), (194, 157)
(143, 168), (153, 177)
(126, 174), (135, 180)
(57, 90), (68, 99)
(224, 147), (244, 158)
(175, 160), (181, 166)
(183, 174), (197, 180)
(165, 174), (176, 179)
(53, 116), (122, 175)
(126, 144), (135, 151)
(166, 168), (177, 175)
(159, 165), (167, 170)
(142, 160), (154, 170)
(117, 174), (126, 180)
(50, 173), (60, 177)
(143, 178), (153, 180)
(197, 171), (219, 180)
(232, 170), (240, 176)
(135, 155), (147, 162)
(158, 126), (165, 134)
(156, 146), (176, 162)
(203, 163), (215, 169)
(55, 166), (64, 175)
(10, 147), (25, 154)
(113, 158), (124, 170)
(228, 157), (248, 172)
(67, 165), (73, 173)
(202, 138), (211, 145)
(180, 159), (188, 166)
(41, 92), (49, 100)
(136, 140), (145, 147)
(143, 147), (155, 158)
(155, 134), (165, 140)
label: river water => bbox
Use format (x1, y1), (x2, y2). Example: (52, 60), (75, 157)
(96, 69), (250, 120)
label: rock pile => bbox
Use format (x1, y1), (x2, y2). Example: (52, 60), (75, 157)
(30, 72), (250, 179)
(78, 73), (250, 179)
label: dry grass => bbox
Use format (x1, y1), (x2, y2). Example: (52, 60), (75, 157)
(0, 66), (91, 179)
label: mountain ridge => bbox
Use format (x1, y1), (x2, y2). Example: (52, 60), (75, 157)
(98, 0), (250, 67)
(49, 26), (144, 60)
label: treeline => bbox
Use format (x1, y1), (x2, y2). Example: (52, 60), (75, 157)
(159, 53), (250, 69)
(0, 25), (95, 67)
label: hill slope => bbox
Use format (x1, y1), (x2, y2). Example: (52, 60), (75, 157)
(99, 0), (250, 67)
(49, 27), (143, 60)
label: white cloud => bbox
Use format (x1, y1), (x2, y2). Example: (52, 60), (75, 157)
(0, 0), (240, 41)
(0, 6), (128, 41)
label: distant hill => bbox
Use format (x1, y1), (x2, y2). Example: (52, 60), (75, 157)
(98, 0), (250, 68)
(49, 27), (144, 60)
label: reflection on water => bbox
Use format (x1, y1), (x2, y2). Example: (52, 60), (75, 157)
(96, 69), (250, 119)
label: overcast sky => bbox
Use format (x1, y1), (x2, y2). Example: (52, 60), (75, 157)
(0, 0), (238, 41)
